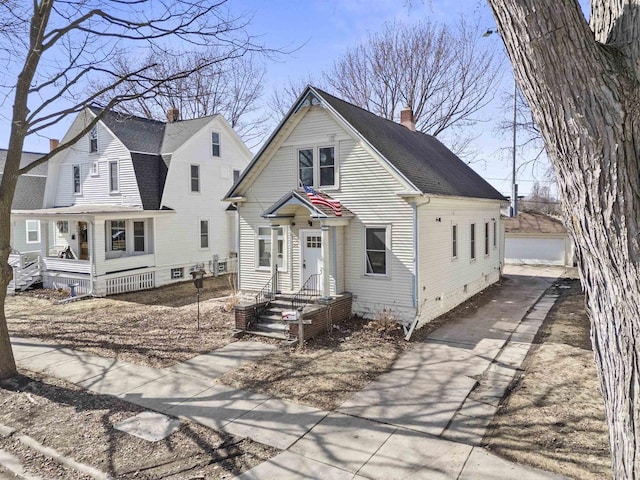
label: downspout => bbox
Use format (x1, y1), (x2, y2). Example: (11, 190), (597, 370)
(405, 197), (430, 341)
(235, 204), (241, 291)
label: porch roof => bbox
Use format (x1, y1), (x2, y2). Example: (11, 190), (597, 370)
(12, 204), (175, 220)
(262, 189), (354, 219)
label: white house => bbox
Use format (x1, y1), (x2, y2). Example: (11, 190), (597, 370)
(504, 211), (575, 266)
(226, 86), (506, 336)
(11, 106), (251, 296)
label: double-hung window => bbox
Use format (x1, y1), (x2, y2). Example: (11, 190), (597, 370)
(110, 220), (126, 251)
(298, 146), (336, 188)
(257, 226), (284, 269)
(191, 165), (200, 192)
(211, 132), (220, 157)
(73, 165), (81, 194)
(493, 220), (497, 249)
(109, 161), (119, 192)
(26, 220), (40, 244)
(452, 225), (458, 258)
(484, 222), (490, 256)
(365, 227), (388, 275)
(89, 127), (98, 153)
(470, 223), (476, 260)
(233, 169), (241, 184)
(133, 221), (145, 252)
(200, 220), (209, 249)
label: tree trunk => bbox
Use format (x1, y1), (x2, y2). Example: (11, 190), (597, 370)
(487, 0), (640, 477)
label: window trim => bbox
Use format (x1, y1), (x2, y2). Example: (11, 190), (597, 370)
(72, 164), (81, 195)
(26, 220), (40, 244)
(171, 267), (184, 279)
(199, 218), (210, 250)
(255, 225), (287, 272)
(89, 126), (98, 153)
(233, 169), (241, 184)
(190, 164), (201, 193)
(452, 224), (458, 259)
(108, 160), (119, 193)
(296, 145), (338, 190)
(211, 131), (221, 157)
(90, 162), (99, 176)
(492, 219), (497, 249)
(109, 220), (127, 253)
(470, 223), (476, 261)
(364, 225), (390, 277)
(133, 220), (145, 253)
(484, 221), (490, 256)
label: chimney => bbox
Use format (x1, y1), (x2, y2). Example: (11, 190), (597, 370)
(400, 106), (415, 131)
(49, 138), (60, 152)
(166, 107), (180, 123)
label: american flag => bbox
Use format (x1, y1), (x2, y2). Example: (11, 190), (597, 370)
(303, 185), (342, 216)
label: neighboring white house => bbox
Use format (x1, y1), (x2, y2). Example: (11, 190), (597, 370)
(2, 149), (48, 254)
(225, 86), (506, 332)
(504, 211), (575, 266)
(11, 106), (251, 296)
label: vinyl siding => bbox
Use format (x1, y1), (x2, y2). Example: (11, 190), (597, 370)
(416, 197), (502, 328)
(53, 122), (141, 207)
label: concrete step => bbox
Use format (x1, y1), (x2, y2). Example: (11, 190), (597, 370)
(254, 321), (289, 334)
(246, 329), (289, 340)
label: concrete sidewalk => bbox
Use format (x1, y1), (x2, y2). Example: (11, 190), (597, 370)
(9, 265), (570, 480)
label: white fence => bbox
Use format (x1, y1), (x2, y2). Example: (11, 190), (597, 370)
(106, 271), (155, 295)
(43, 273), (91, 295)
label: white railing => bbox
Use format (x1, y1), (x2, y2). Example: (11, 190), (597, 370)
(8, 251), (42, 293)
(106, 271), (155, 295)
(42, 257), (91, 274)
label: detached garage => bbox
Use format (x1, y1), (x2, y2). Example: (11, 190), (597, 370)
(504, 212), (574, 266)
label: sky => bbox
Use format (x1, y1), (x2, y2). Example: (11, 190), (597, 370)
(3, 0), (591, 198)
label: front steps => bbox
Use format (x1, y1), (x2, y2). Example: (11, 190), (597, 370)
(252, 295), (301, 340)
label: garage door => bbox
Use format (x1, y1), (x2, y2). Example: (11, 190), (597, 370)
(505, 237), (566, 265)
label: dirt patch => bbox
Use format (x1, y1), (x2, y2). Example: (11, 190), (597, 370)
(0, 370), (276, 479)
(484, 279), (611, 479)
(6, 275), (254, 368)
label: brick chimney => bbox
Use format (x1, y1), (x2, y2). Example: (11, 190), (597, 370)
(166, 107), (180, 123)
(49, 138), (60, 151)
(400, 106), (415, 131)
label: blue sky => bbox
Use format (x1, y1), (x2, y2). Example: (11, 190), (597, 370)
(6, 0), (591, 198)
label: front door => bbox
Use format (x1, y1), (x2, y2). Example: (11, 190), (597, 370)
(78, 221), (89, 260)
(301, 230), (322, 287)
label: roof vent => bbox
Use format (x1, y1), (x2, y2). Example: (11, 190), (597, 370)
(166, 107), (180, 123)
(400, 106), (415, 131)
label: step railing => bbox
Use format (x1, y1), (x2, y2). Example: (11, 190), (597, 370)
(253, 266), (278, 326)
(292, 272), (321, 311)
(9, 252), (42, 293)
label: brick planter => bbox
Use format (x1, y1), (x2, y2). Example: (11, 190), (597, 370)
(288, 293), (352, 342)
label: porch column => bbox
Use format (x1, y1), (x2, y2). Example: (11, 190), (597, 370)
(270, 224), (279, 291)
(321, 224), (331, 300)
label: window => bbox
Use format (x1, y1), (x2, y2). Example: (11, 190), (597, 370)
(26, 220), (40, 244)
(233, 169), (241, 184)
(493, 220), (497, 248)
(257, 226), (284, 268)
(171, 267), (184, 279)
(200, 220), (209, 249)
(484, 222), (490, 256)
(110, 220), (126, 251)
(89, 127), (98, 153)
(211, 132), (220, 157)
(57, 221), (69, 234)
(365, 227), (387, 275)
(470, 223), (476, 260)
(452, 225), (458, 258)
(109, 161), (119, 192)
(319, 147), (335, 186)
(298, 146), (336, 188)
(133, 221), (145, 252)
(90, 162), (99, 176)
(73, 165), (81, 194)
(298, 149), (313, 187)
(191, 165), (200, 192)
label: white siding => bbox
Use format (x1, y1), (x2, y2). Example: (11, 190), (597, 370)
(53, 121), (141, 207)
(416, 198), (502, 328)
(155, 117), (250, 279)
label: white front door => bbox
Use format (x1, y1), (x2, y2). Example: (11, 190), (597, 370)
(301, 230), (323, 286)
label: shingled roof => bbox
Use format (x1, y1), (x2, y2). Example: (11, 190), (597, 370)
(312, 88), (505, 201)
(0, 149), (47, 210)
(89, 107), (217, 210)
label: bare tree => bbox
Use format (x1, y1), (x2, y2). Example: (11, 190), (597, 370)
(99, 51), (270, 148)
(268, 76), (321, 118)
(0, 0), (276, 380)
(519, 182), (560, 216)
(324, 19), (501, 154)
(487, 0), (640, 476)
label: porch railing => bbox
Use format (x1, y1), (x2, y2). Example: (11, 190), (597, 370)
(292, 273), (321, 311)
(253, 266), (278, 324)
